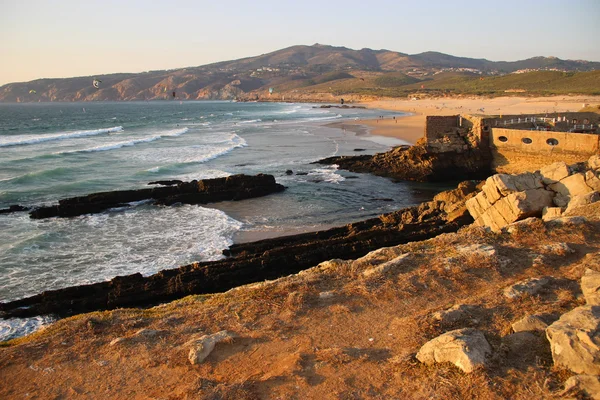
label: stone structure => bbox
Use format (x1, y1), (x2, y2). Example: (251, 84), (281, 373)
(465, 157), (600, 231)
(423, 112), (599, 174)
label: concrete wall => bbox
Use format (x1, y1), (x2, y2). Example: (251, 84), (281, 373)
(490, 127), (600, 173)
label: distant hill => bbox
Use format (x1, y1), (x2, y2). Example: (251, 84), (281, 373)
(2, 44), (599, 102)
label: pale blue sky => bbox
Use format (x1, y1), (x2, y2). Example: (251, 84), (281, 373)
(1, 0), (599, 85)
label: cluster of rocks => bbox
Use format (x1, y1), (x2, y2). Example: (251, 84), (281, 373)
(318, 142), (492, 182)
(0, 180), (479, 319)
(28, 174), (285, 219)
(466, 155), (600, 231)
(417, 251), (600, 398)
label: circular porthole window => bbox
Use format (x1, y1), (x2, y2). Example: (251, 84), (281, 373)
(498, 136), (508, 142)
(546, 138), (559, 146)
(522, 137), (533, 144)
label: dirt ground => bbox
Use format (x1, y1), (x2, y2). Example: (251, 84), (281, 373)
(1, 208), (599, 399)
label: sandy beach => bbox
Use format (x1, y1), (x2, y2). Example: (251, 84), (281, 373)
(341, 95), (600, 144)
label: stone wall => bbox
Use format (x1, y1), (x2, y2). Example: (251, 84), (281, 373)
(424, 115), (492, 154)
(491, 128), (600, 174)
(421, 112), (599, 174)
(425, 116), (460, 141)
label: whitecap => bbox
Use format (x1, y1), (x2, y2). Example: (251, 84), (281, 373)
(0, 126), (123, 147)
(307, 165), (345, 184)
(0, 315), (56, 342)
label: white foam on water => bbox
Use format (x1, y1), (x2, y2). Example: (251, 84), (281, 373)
(307, 165), (345, 184)
(0, 315), (56, 342)
(239, 119), (261, 124)
(167, 170), (231, 182)
(0, 205), (243, 305)
(133, 133), (247, 165)
(0, 126), (123, 147)
(57, 127), (190, 154)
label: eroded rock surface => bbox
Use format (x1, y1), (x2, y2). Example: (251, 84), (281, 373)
(416, 328), (492, 373)
(29, 174), (285, 219)
(546, 305), (600, 375)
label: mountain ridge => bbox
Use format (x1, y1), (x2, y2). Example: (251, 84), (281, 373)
(2, 44), (599, 102)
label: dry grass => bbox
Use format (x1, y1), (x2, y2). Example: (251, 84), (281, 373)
(1, 214), (599, 399)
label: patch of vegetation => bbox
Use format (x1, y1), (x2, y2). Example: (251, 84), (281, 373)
(312, 71), (354, 85)
(305, 70), (600, 98)
(373, 73), (421, 88)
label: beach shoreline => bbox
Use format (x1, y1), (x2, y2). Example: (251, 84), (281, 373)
(333, 95), (600, 144)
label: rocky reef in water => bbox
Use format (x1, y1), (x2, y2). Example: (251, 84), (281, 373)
(28, 174), (284, 219)
(318, 142), (493, 183)
(0, 181), (479, 319)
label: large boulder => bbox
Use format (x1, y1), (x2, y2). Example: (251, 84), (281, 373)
(545, 305), (600, 375)
(540, 162), (570, 185)
(467, 171), (554, 232)
(588, 155), (600, 170)
(582, 268), (600, 306)
(416, 328), (492, 373)
(549, 172), (593, 199)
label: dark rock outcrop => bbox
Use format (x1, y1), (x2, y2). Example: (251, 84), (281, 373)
(0, 181), (479, 319)
(0, 205), (30, 215)
(29, 174), (285, 219)
(318, 144), (492, 182)
(148, 180), (184, 186)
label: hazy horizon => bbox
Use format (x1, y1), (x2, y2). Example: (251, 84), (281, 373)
(2, 0), (599, 86)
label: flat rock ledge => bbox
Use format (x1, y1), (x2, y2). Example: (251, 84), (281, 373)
(0, 180), (479, 319)
(29, 174), (285, 219)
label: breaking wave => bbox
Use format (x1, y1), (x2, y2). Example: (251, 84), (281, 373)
(0, 126), (123, 147)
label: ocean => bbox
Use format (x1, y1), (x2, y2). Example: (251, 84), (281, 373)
(0, 101), (443, 340)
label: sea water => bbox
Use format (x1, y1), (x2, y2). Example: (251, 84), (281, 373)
(0, 101), (443, 340)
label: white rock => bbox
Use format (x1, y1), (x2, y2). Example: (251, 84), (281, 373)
(504, 276), (552, 299)
(542, 206), (563, 221)
(585, 171), (600, 191)
(562, 375), (600, 400)
(588, 155), (600, 170)
(546, 305), (600, 375)
(549, 172), (593, 198)
(540, 162), (570, 185)
(188, 330), (235, 365)
(582, 268), (600, 306)
(416, 328), (491, 373)
(512, 314), (549, 332)
(362, 253), (411, 277)
(565, 191), (600, 214)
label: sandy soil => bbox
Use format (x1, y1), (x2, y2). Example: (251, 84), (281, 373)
(342, 95), (600, 144)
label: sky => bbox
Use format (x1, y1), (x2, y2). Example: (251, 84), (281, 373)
(1, 0), (599, 85)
